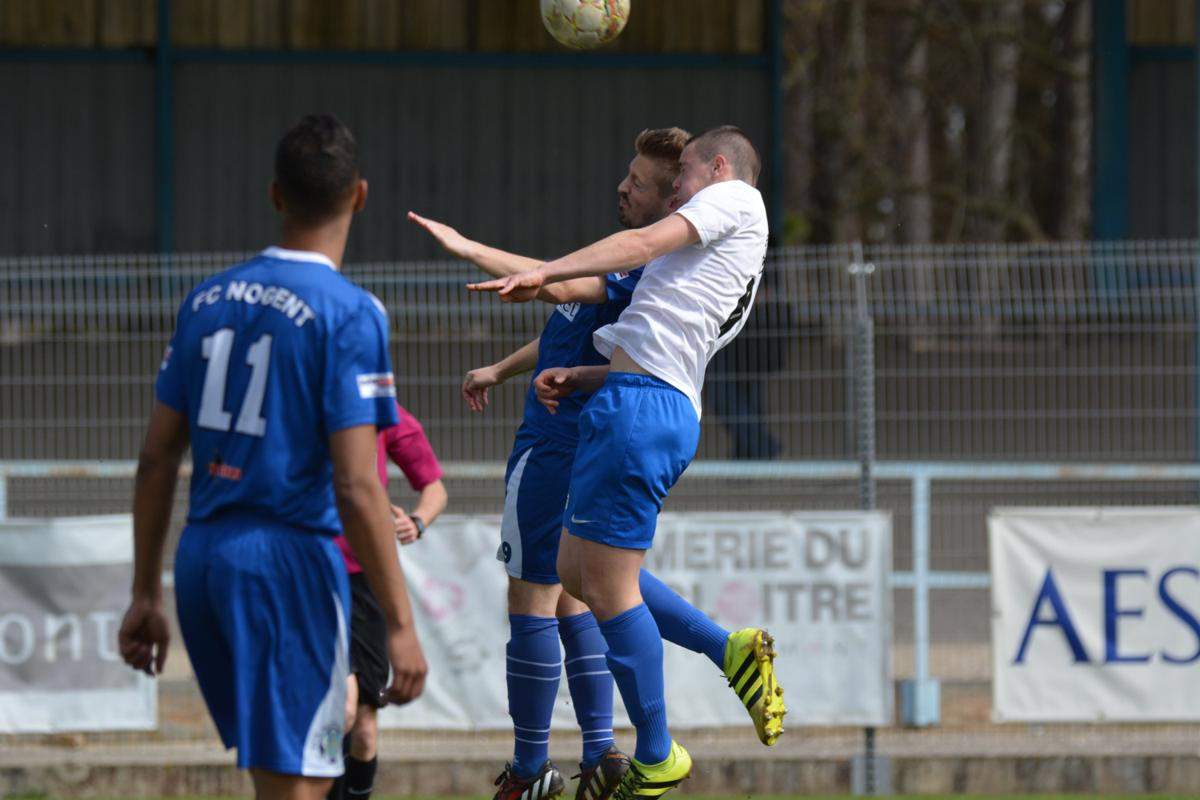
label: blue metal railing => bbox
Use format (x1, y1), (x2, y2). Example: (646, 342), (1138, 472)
(4, 457), (1199, 728)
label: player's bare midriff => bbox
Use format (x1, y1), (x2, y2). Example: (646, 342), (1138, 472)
(609, 346), (652, 377)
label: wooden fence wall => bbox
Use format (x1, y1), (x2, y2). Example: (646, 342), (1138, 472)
(0, 0), (765, 53)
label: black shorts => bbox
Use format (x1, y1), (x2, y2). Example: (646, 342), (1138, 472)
(348, 572), (390, 709)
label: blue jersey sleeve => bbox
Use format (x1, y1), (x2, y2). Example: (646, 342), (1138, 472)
(154, 302), (187, 412)
(323, 297), (400, 434)
(605, 267), (643, 304)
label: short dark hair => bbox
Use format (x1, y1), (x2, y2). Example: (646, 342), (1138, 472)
(274, 114), (360, 224)
(685, 125), (761, 185)
(634, 127), (691, 197)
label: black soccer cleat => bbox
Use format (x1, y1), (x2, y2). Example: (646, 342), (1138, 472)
(493, 760), (566, 800)
(573, 745), (632, 800)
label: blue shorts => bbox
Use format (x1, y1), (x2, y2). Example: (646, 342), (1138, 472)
(174, 515), (350, 777)
(564, 373), (700, 550)
(498, 426), (575, 584)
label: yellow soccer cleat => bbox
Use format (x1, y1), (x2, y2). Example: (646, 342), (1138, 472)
(723, 628), (787, 745)
(612, 741), (691, 800)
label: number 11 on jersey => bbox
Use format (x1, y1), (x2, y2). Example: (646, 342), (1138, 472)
(198, 328), (272, 436)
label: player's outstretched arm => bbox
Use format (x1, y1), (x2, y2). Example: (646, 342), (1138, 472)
(462, 337), (540, 412)
(410, 212), (607, 304)
(120, 402), (189, 676)
(536, 277), (608, 305)
(408, 211), (541, 276)
(469, 214), (698, 303)
(332, 424), (428, 705)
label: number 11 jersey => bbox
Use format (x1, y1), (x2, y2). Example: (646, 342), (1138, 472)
(156, 246), (399, 534)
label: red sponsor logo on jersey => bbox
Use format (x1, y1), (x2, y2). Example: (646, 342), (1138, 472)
(208, 460), (243, 481)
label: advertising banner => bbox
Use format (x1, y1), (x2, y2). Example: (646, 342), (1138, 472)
(0, 515), (156, 732)
(991, 507), (1200, 722)
(382, 511), (893, 729)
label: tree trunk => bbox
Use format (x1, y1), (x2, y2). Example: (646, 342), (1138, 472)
(781, 0), (821, 243)
(833, 0), (868, 242)
(967, 0), (1023, 241)
(808, 2), (842, 243)
(1051, 0), (1092, 240)
(895, 0), (932, 244)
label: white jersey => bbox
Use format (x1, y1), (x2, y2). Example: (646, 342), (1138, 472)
(593, 179), (768, 417)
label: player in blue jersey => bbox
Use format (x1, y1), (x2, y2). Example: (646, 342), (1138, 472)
(118, 114), (428, 800)
(409, 128), (689, 800)
(472, 127), (786, 800)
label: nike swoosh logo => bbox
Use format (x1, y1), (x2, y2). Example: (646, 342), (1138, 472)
(570, 515), (594, 525)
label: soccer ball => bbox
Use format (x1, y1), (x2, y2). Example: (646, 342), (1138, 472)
(540, 0), (631, 50)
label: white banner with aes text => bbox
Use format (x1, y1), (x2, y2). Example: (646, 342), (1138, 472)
(990, 507), (1200, 722)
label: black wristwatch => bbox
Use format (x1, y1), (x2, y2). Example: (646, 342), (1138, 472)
(409, 514), (426, 539)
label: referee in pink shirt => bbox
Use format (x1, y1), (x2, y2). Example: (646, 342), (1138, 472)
(330, 401), (448, 800)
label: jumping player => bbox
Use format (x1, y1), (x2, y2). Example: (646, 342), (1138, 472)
(118, 114), (427, 800)
(471, 126), (787, 800)
(410, 128), (690, 800)
(330, 400), (448, 800)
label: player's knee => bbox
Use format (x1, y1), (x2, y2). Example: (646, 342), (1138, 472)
(558, 567), (582, 601)
(343, 676), (359, 733)
(556, 544), (582, 599)
(577, 578), (614, 619)
(349, 707), (378, 760)
(508, 577), (560, 616)
(556, 590), (589, 618)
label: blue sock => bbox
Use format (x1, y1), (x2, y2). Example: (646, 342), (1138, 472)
(640, 569), (730, 670)
(559, 611), (614, 768)
(507, 615), (561, 778)
(598, 604), (671, 765)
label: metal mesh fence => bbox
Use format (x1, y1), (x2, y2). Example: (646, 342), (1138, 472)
(5, 241), (1195, 464)
(0, 247), (860, 463)
(3, 240), (1200, 753)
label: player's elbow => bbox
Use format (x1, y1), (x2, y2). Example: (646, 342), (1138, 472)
(136, 439), (184, 477)
(332, 469), (383, 512)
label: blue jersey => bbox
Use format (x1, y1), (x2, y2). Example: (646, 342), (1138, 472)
(156, 247), (399, 534)
(521, 269), (643, 445)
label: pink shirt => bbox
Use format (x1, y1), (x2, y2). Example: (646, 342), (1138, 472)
(335, 402), (443, 574)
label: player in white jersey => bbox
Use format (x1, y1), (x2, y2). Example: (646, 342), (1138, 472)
(471, 127), (786, 800)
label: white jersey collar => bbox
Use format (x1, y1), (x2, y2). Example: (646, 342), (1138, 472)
(261, 246), (339, 271)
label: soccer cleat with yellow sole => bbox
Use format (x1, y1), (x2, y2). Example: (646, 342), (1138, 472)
(723, 627), (787, 745)
(612, 741), (691, 800)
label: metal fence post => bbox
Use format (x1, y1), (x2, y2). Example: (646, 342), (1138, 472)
(901, 469), (940, 726)
(851, 242), (876, 512)
(849, 243), (889, 795)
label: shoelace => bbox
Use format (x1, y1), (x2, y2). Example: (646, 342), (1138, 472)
(495, 763), (515, 787)
(612, 769), (645, 800)
(572, 763), (598, 798)
(572, 751), (626, 782)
